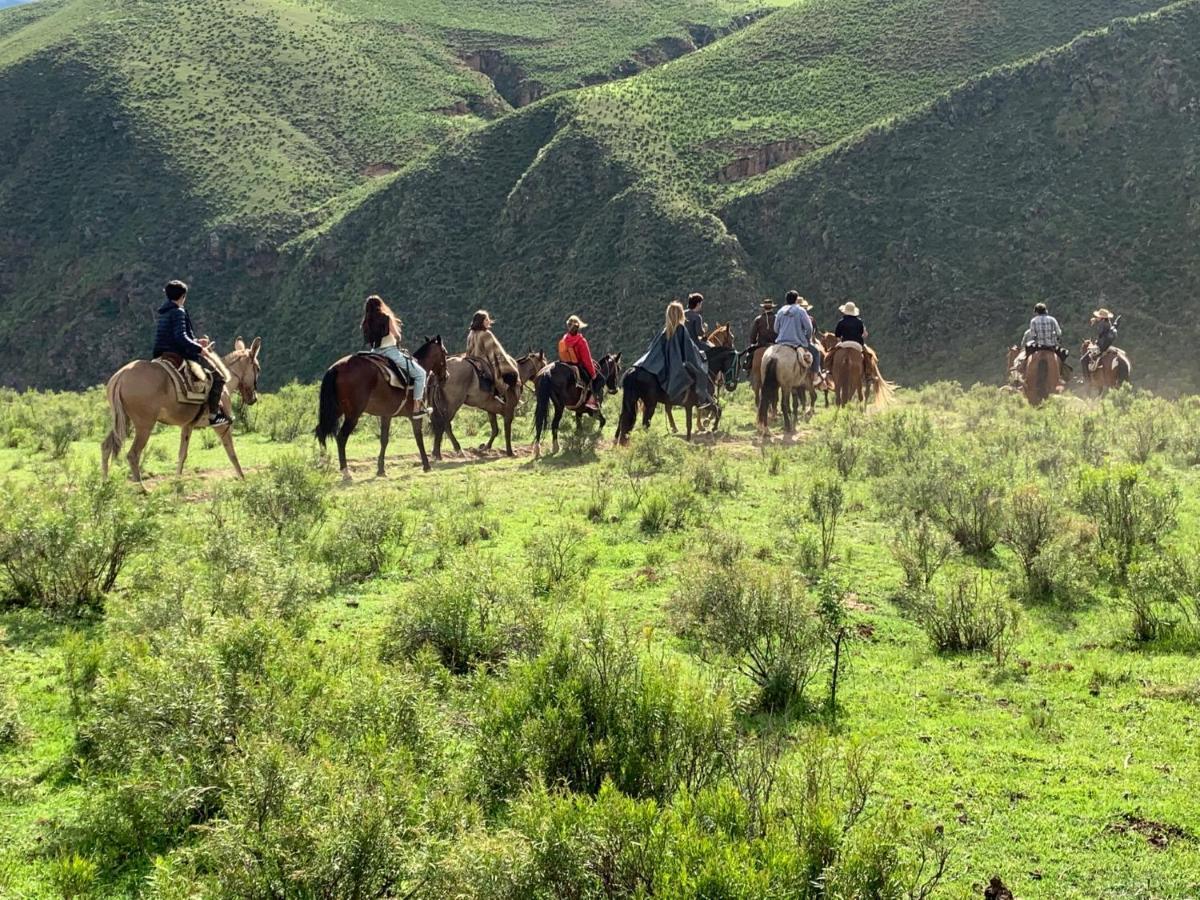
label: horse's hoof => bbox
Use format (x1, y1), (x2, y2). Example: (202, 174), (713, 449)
(422, 463), (431, 473)
(340, 470), (353, 485)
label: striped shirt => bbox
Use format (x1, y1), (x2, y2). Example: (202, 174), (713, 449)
(1029, 314), (1062, 347)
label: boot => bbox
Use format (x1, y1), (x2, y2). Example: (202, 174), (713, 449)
(208, 379), (232, 427)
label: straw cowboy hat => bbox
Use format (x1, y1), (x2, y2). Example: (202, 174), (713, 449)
(839, 301), (861, 316)
(1091, 308), (1113, 320)
(760, 299), (775, 310)
(796, 296), (812, 310)
(566, 314), (588, 329)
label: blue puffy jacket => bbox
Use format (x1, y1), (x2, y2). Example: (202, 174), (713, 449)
(152, 300), (204, 361)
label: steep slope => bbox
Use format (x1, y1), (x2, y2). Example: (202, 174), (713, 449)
(724, 0), (1200, 390)
(262, 0), (1175, 383)
(0, 0), (789, 388)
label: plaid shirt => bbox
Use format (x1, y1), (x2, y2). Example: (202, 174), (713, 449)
(1028, 314), (1062, 348)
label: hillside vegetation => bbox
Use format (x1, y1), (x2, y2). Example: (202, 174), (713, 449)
(2, 384), (1200, 897)
(726, 0), (1200, 389)
(0, 0), (1196, 393)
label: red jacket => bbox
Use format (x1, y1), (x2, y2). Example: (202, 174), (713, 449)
(558, 332), (595, 378)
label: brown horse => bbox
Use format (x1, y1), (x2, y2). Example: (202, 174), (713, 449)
(429, 351), (546, 459)
(1023, 349), (1061, 406)
(315, 337), (448, 480)
(831, 343), (866, 408)
(101, 338), (263, 487)
(1079, 340), (1131, 396)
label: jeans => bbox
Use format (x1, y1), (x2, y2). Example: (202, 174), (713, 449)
(373, 346), (427, 401)
(809, 344), (823, 374)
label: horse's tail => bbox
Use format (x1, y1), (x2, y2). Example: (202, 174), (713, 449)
(616, 369), (638, 444)
(314, 366), (341, 446)
(533, 368), (554, 446)
(866, 356), (896, 409)
(1033, 356), (1050, 403)
(101, 372), (130, 464)
(759, 357), (779, 426)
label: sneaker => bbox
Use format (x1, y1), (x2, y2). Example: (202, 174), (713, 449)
(412, 402), (429, 419)
(209, 411), (233, 428)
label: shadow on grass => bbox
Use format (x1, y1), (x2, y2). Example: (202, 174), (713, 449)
(0, 609), (84, 650)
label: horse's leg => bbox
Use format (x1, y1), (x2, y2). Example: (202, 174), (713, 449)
(337, 414), (359, 483)
(445, 419), (463, 455)
(665, 405), (678, 434)
(503, 412), (514, 457)
(216, 423), (245, 480)
(176, 425), (193, 477)
(552, 402), (565, 454)
(126, 421), (152, 489)
(377, 415), (391, 478)
(685, 405), (693, 442)
(642, 398), (657, 430)
(431, 417), (444, 461)
(485, 412), (500, 451)
(411, 417), (431, 472)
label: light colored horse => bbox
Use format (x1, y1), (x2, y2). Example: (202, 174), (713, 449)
(101, 338), (262, 486)
(1079, 340), (1131, 396)
(757, 344), (815, 436)
(429, 351), (546, 458)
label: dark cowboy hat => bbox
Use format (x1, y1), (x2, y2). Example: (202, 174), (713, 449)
(760, 299), (775, 310)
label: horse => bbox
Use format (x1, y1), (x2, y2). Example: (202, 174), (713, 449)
(315, 337), (448, 480)
(532, 353), (622, 456)
(1023, 348), (1061, 406)
(757, 344), (816, 436)
(830, 343), (866, 408)
(101, 338), (263, 488)
(615, 363), (716, 445)
(665, 340), (739, 435)
(429, 351), (546, 459)
(1079, 340), (1131, 396)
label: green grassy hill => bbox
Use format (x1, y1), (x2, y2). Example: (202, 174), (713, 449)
(266, 0), (1176, 384)
(0, 0), (780, 387)
(725, 0), (1200, 390)
(0, 0), (1194, 389)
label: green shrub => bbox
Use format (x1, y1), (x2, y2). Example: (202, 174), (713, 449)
(381, 558), (544, 674)
(584, 472), (612, 522)
(0, 685), (23, 748)
(47, 853), (98, 900)
(234, 453), (332, 538)
(639, 481), (697, 535)
(524, 523), (594, 597)
(674, 564), (830, 713)
(476, 612), (734, 803)
(1076, 464), (1178, 582)
(916, 575), (1019, 661)
(1127, 552), (1200, 643)
(0, 472), (158, 617)
(889, 512), (957, 596)
(315, 502), (408, 586)
(242, 381), (312, 442)
(809, 478), (844, 568)
(687, 449), (741, 495)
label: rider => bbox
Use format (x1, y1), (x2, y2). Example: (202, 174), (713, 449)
(684, 293), (708, 346)
(361, 295), (428, 418)
(466, 310), (519, 404)
(558, 314), (599, 412)
(633, 300), (714, 409)
(774, 291), (820, 377)
(748, 298), (777, 350)
(1084, 307), (1119, 371)
(152, 280), (230, 427)
(826, 300), (868, 378)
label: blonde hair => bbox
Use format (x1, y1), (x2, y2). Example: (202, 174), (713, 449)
(664, 301), (685, 338)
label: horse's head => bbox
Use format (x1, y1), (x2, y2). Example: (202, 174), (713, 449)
(599, 353), (622, 395)
(706, 322), (735, 349)
(416, 335), (449, 380)
(518, 350), (548, 383)
(1080, 339), (1095, 355)
(225, 336), (262, 405)
(720, 346), (739, 391)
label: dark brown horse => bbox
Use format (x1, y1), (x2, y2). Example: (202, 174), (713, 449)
(663, 343), (739, 437)
(1079, 340), (1131, 397)
(532, 353), (622, 456)
(315, 337), (448, 480)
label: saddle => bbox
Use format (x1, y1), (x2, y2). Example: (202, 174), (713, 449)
(462, 355), (499, 393)
(835, 340), (864, 352)
(154, 354), (212, 405)
(356, 351), (410, 390)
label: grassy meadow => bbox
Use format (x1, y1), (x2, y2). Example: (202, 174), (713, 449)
(1, 380), (1199, 898)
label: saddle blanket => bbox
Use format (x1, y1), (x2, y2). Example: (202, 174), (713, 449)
(357, 352), (411, 391)
(153, 356), (210, 405)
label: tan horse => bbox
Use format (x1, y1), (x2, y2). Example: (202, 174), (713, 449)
(1079, 340), (1131, 396)
(757, 344), (816, 436)
(429, 351), (546, 459)
(101, 338), (262, 487)
(1023, 349), (1061, 406)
